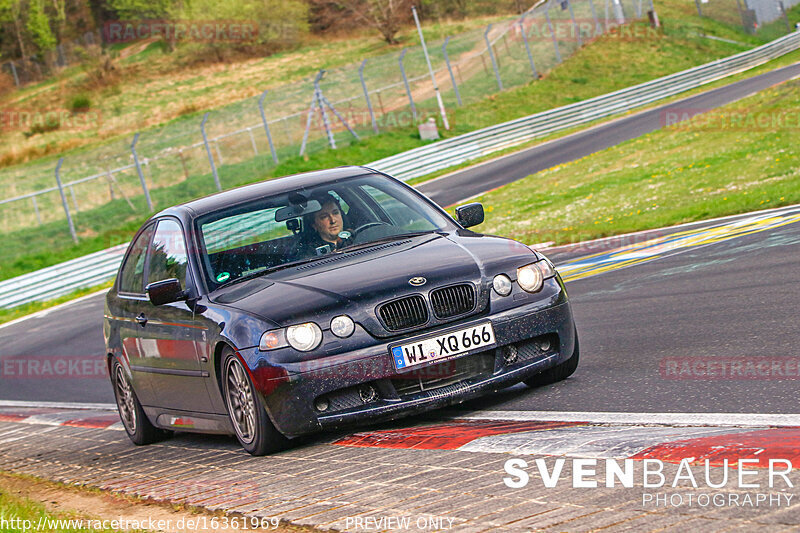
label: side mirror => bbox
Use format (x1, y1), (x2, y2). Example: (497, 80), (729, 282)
(455, 202), (485, 228)
(146, 278), (186, 306)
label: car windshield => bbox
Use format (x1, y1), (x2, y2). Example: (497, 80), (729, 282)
(196, 174), (453, 289)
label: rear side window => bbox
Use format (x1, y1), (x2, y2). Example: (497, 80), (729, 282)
(148, 219), (189, 288)
(118, 224), (154, 294)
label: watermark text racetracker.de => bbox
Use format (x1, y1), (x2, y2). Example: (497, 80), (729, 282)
(502, 457), (796, 508)
(0, 356), (107, 380)
(0, 514), (282, 531)
(661, 108), (800, 131)
(660, 356), (800, 380)
(103, 20), (259, 44)
(0, 109), (101, 133)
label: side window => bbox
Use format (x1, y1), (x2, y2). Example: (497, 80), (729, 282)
(147, 219), (189, 288)
(118, 224), (155, 294)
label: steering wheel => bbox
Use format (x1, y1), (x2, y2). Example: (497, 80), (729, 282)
(351, 221), (392, 243)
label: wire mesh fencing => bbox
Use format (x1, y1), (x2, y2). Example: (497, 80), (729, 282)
(0, 0), (654, 244)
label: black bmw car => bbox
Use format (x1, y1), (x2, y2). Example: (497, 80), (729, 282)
(104, 166), (578, 455)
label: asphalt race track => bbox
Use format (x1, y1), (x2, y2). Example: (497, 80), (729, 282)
(2, 62), (800, 414)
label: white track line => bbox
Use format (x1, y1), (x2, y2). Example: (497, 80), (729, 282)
(0, 400), (117, 411)
(452, 410), (800, 428)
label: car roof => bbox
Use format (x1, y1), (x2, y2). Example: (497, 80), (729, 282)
(155, 166), (378, 221)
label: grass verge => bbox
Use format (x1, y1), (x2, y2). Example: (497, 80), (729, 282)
(471, 76), (800, 246)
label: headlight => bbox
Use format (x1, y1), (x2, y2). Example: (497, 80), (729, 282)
(516, 259), (557, 293)
(259, 329), (286, 351)
(493, 274), (512, 296)
(286, 322), (323, 351)
(330, 315), (355, 338)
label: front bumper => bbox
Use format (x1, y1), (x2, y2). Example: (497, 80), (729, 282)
(253, 294), (575, 437)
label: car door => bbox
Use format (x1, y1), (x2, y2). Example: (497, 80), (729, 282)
(112, 223), (158, 406)
(136, 217), (216, 413)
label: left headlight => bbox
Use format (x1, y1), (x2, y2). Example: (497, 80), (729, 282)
(517, 260), (556, 293)
(259, 322), (323, 352)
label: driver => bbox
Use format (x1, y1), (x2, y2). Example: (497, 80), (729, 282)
(298, 193), (352, 256)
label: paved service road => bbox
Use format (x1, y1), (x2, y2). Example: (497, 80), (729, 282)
(2, 63), (799, 409)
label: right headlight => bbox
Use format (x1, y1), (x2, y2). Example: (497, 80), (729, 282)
(516, 260), (556, 293)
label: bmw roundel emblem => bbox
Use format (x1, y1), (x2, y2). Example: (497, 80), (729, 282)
(409, 276), (427, 286)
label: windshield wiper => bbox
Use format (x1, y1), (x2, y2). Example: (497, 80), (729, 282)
(342, 230), (439, 253)
(215, 256), (326, 289)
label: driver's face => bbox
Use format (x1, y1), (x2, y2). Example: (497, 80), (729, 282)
(313, 201), (343, 243)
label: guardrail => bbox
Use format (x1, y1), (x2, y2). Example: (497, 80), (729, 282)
(1, 30), (799, 309)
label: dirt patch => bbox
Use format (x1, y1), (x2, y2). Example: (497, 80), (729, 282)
(0, 472), (318, 532)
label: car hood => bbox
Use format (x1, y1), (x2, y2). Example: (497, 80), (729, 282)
(213, 231), (537, 334)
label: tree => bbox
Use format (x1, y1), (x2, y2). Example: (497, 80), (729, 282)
(0, 0), (30, 59)
(27, 0), (57, 55)
(327, 0), (412, 44)
(106, 0), (174, 19)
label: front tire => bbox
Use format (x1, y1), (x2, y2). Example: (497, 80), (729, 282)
(524, 330), (580, 388)
(112, 359), (169, 445)
(222, 349), (288, 456)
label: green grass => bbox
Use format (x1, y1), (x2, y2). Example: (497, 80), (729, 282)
(472, 78), (800, 246)
(0, 483), (140, 532)
(1, 0), (798, 285)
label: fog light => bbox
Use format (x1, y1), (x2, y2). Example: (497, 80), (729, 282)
(503, 344), (518, 365)
(314, 397), (329, 412)
(493, 274), (512, 296)
(359, 384), (378, 403)
(536, 338), (552, 352)
(330, 315), (355, 338)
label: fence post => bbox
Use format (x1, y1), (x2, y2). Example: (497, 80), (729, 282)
(518, 14), (538, 78)
(566, 0), (583, 46)
(588, 0), (602, 36)
(201, 113), (222, 191)
(31, 196), (42, 225)
(442, 37), (463, 106)
(69, 186), (79, 212)
(359, 60), (379, 133)
(314, 70), (336, 149)
(694, 0), (703, 17)
(9, 61), (19, 87)
(55, 158), (78, 243)
(778, 1), (791, 33)
(613, 0), (626, 24)
(484, 24), (504, 91)
(258, 90), (279, 164)
(247, 128), (259, 156)
(545, 10), (563, 63)
(398, 49), (417, 122)
(131, 133), (153, 211)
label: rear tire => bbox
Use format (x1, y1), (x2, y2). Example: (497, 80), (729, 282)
(524, 329), (580, 388)
(222, 348), (288, 456)
(112, 359), (169, 445)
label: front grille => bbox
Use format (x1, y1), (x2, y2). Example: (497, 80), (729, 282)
(391, 352), (494, 396)
(430, 284), (476, 319)
(378, 295), (428, 331)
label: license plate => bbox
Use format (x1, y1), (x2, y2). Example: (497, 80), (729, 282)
(391, 322), (495, 370)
